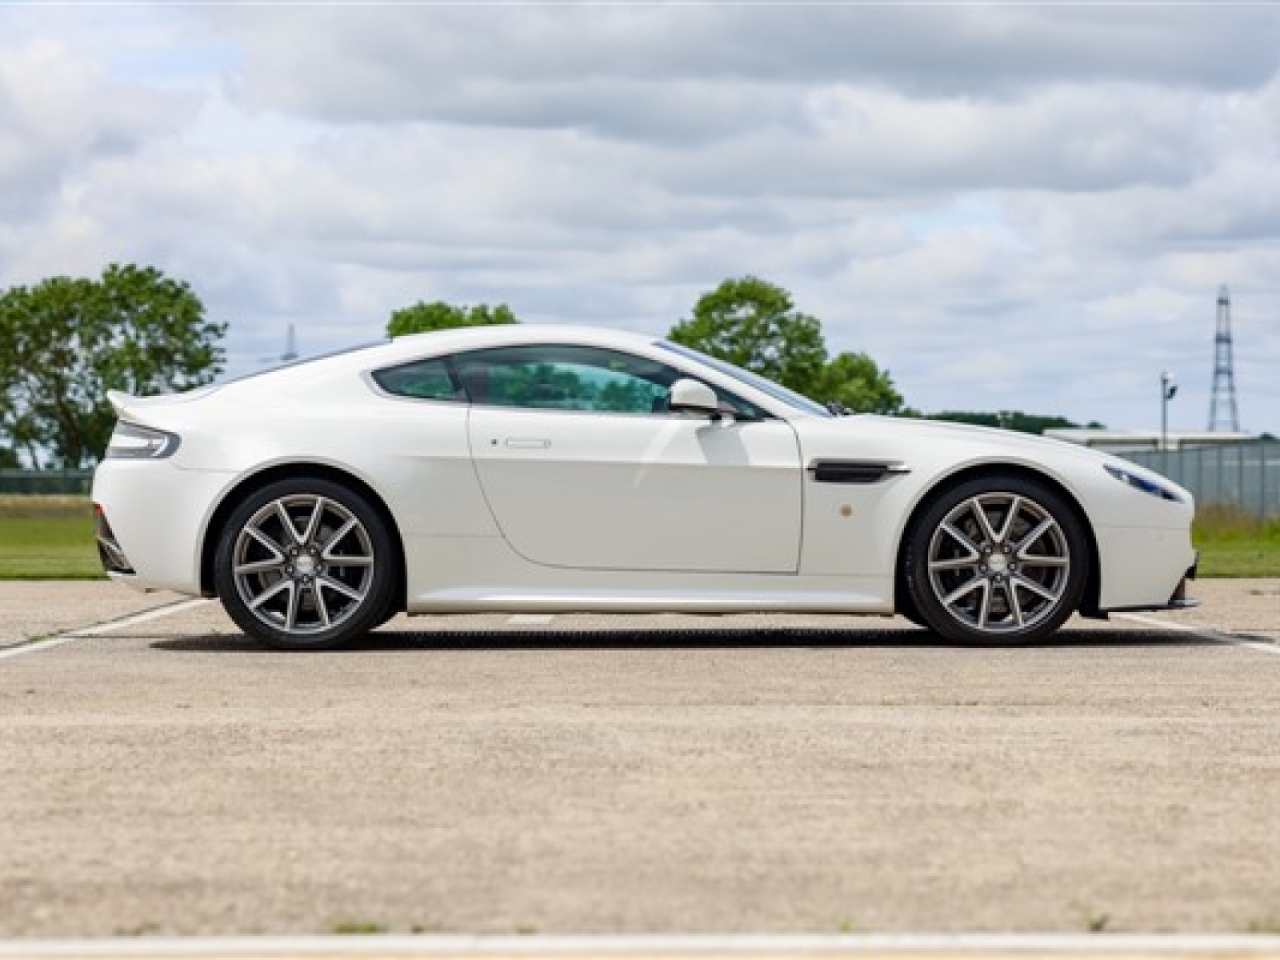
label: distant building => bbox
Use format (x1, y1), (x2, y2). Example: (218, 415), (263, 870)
(1044, 428), (1254, 454)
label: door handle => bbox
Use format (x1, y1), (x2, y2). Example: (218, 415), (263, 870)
(504, 438), (551, 449)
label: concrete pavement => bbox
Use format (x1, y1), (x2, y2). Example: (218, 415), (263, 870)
(1, 582), (1278, 939)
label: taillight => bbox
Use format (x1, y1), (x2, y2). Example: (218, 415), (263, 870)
(105, 421), (180, 459)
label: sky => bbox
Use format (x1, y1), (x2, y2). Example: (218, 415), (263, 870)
(1, 2), (1279, 434)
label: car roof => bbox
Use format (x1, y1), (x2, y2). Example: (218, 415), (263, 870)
(377, 323), (663, 361)
(225, 324), (666, 387)
(138, 322), (813, 423)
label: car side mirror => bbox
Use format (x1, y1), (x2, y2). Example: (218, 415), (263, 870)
(667, 378), (721, 418)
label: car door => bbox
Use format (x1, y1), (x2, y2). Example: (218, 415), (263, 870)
(459, 343), (803, 573)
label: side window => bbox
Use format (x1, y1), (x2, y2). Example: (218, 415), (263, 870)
(453, 345), (676, 414)
(376, 343), (771, 419)
(372, 357), (464, 402)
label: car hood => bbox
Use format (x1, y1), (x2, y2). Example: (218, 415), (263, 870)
(796, 414), (1147, 480)
(804, 413), (1083, 450)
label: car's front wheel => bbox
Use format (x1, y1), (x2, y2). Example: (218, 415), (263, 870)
(902, 475), (1088, 645)
(213, 478), (397, 650)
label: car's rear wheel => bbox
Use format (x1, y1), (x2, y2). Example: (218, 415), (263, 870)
(902, 475), (1088, 645)
(213, 478), (397, 650)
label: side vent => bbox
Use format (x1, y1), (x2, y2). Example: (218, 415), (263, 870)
(808, 461), (909, 484)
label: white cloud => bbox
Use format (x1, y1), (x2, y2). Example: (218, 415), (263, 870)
(210, 5), (1280, 118)
(1, 3), (1278, 432)
(0, 36), (190, 220)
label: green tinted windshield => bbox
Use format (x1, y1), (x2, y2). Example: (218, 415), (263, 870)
(657, 341), (834, 418)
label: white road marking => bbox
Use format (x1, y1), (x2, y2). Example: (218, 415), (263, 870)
(0, 598), (211, 661)
(5, 933), (1280, 957)
(1114, 611), (1280, 657)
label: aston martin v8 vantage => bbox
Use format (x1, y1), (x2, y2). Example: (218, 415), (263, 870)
(92, 325), (1197, 649)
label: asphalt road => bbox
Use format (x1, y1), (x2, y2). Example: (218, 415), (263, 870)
(1, 580), (1279, 939)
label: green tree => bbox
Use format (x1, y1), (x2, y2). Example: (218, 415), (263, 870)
(816, 351), (903, 415)
(669, 276), (904, 413)
(0, 264), (226, 468)
(387, 301), (517, 337)
(668, 277), (827, 395)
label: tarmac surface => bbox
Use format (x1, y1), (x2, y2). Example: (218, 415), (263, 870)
(1, 580), (1279, 942)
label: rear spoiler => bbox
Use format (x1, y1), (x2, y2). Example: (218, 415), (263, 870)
(107, 386), (217, 422)
(107, 390), (135, 418)
(107, 389), (167, 425)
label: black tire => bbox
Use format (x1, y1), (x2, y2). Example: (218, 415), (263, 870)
(894, 580), (928, 629)
(902, 474), (1088, 645)
(213, 478), (398, 650)
(897, 600), (928, 630)
(371, 593), (403, 631)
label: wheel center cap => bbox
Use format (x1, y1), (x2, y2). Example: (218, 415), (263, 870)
(295, 555), (317, 576)
(988, 552), (1010, 574)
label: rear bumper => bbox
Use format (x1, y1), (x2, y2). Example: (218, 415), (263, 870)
(92, 459), (235, 595)
(93, 503), (135, 575)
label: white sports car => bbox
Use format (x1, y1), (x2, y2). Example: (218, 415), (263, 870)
(92, 325), (1197, 649)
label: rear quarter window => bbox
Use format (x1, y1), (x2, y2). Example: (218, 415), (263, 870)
(372, 358), (465, 401)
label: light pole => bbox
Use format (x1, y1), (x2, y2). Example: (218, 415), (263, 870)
(1160, 370), (1177, 472)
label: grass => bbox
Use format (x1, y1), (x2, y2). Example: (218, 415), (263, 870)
(1193, 502), (1280, 578)
(1, 495), (1277, 580)
(331, 920), (388, 935)
(0, 495), (104, 580)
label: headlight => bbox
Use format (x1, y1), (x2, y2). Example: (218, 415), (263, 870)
(105, 421), (181, 459)
(1104, 464), (1184, 503)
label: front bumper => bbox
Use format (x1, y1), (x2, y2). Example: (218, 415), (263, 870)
(1101, 556), (1199, 615)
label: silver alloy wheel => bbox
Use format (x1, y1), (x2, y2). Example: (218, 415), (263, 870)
(926, 492), (1071, 635)
(231, 494), (375, 636)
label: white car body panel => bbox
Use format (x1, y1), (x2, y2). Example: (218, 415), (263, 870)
(91, 324), (1197, 635)
(468, 407), (802, 572)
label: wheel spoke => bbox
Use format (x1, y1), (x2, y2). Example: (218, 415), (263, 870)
(1004, 580), (1025, 627)
(310, 582), (331, 628)
(942, 576), (985, 608)
(940, 521), (982, 557)
(248, 576), (291, 611)
(321, 516), (373, 566)
(317, 573), (363, 603)
(245, 526), (285, 557)
(235, 557), (286, 576)
(1015, 518), (1057, 558)
(327, 554), (373, 568)
(300, 497), (327, 546)
(969, 497), (1000, 546)
(1012, 572), (1060, 603)
(929, 556), (980, 572)
(996, 496), (1023, 544)
(275, 501), (302, 545)
(320, 518), (358, 556)
(1019, 554), (1069, 568)
(975, 580), (992, 628)
(283, 581), (299, 630)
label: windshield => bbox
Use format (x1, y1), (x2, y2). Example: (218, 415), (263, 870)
(657, 341), (834, 418)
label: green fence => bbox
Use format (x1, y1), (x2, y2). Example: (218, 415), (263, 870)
(1122, 441), (1280, 518)
(4, 444), (1277, 516)
(0, 469), (94, 495)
